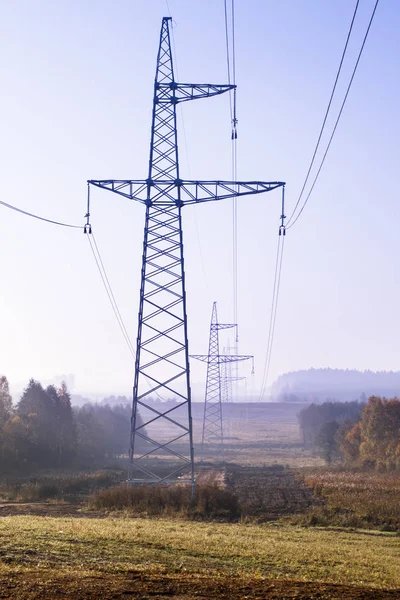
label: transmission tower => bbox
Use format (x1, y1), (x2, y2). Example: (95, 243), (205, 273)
(86, 17), (285, 488)
(222, 342), (247, 403)
(221, 344), (247, 439)
(191, 302), (254, 458)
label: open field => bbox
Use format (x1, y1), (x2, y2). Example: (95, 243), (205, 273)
(190, 401), (324, 467)
(0, 515), (399, 599)
(298, 469), (400, 531)
(0, 402), (399, 598)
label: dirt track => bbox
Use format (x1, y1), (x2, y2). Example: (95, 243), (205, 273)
(0, 502), (101, 519)
(228, 465), (315, 518)
(0, 570), (398, 600)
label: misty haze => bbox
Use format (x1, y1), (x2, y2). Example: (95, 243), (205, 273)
(0, 1), (399, 599)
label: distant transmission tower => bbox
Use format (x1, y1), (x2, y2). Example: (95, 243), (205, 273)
(191, 302), (254, 458)
(86, 17), (285, 488)
(222, 342), (247, 403)
(222, 343), (247, 439)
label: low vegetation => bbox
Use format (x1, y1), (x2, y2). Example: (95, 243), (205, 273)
(0, 470), (123, 503)
(0, 385), (399, 597)
(0, 376), (143, 473)
(298, 468), (400, 531)
(89, 481), (240, 519)
(298, 396), (400, 469)
(0, 515), (398, 596)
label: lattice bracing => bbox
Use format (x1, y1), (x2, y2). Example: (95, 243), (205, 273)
(221, 347), (246, 404)
(87, 17), (285, 488)
(88, 180), (284, 205)
(191, 303), (253, 458)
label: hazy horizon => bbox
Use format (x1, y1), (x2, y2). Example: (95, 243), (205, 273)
(1, 1), (399, 399)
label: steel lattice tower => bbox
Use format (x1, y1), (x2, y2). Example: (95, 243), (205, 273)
(222, 342), (247, 403)
(191, 302), (253, 457)
(87, 17), (285, 487)
(222, 367), (246, 404)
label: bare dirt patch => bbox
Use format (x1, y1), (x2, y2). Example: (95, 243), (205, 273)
(0, 502), (102, 519)
(0, 570), (398, 599)
(227, 465), (314, 519)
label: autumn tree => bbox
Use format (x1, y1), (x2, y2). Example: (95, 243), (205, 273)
(55, 381), (76, 464)
(43, 383), (76, 465)
(0, 376), (13, 465)
(315, 421), (340, 464)
(298, 401), (363, 449)
(1, 377), (144, 472)
(339, 396), (400, 470)
(0, 376), (12, 427)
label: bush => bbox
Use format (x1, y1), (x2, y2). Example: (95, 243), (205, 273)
(0, 470), (123, 502)
(89, 482), (241, 520)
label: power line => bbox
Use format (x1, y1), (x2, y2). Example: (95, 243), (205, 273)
(86, 233), (135, 357)
(0, 198), (81, 229)
(223, 0), (233, 123)
(259, 231), (285, 401)
(87, 231), (167, 400)
(224, 0), (240, 397)
(287, 0), (380, 229)
(91, 233), (134, 354)
(168, 10), (209, 288)
(224, 0), (239, 326)
(231, 0), (237, 133)
(286, 0), (360, 227)
(264, 234), (285, 391)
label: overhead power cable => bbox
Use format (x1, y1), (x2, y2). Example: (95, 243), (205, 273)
(86, 230), (166, 400)
(286, 0), (360, 228)
(224, 0), (240, 398)
(165, 0), (172, 17)
(167, 11), (209, 287)
(224, 1), (239, 330)
(259, 231), (285, 401)
(0, 198), (81, 229)
(287, 0), (379, 229)
(230, 0), (239, 340)
(86, 232), (135, 357)
(223, 0), (233, 123)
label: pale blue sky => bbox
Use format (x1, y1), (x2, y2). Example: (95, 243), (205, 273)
(0, 0), (398, 399)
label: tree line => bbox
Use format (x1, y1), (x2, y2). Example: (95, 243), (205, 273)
(298, 396), (400, 470)
(0, 376), (142, 473)
(273, 368), (400, 403)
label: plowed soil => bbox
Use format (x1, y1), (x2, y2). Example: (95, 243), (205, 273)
(0, 502), (99, 518)
(228, 465), (315, 518)
(0, 570), (398, 599)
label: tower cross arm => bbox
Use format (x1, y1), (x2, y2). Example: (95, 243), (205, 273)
(214, 323), (236, 331)
(190, 355), (254, 364)
(87, 180), (149, 203)
(87, 179), (285, 205)
(157, 83), (235, 103)
(181, 181), (285, 205)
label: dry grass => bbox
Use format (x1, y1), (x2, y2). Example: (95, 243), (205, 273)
(88, 481), (240, 519)
(299, 469), (400, 531)
(229, 465), (314, 520)
(0, 515), (398, 591)
(195, 404), (325, 468)
(0, 470), (123, 503)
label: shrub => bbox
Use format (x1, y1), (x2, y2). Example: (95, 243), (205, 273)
(88, 482), (241, 520)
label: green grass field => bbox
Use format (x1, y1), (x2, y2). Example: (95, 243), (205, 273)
(0, 515), (398, 598)
(0, 404), (399, 598)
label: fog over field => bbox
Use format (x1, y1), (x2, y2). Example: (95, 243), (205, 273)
(272, 368), (400, 403)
